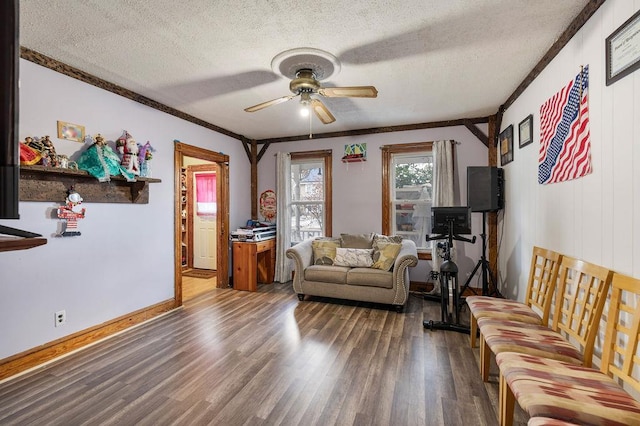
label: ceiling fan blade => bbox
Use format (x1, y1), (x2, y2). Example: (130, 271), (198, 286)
(318, 86), (378, 98)
(311, 99), (336, 124)
(244, 95), (297, 112)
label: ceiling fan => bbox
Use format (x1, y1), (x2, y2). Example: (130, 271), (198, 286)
(244, 69), (377, 124)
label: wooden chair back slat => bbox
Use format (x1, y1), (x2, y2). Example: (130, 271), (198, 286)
(551, 256), (613, 367)
(526, 247), (563, 324)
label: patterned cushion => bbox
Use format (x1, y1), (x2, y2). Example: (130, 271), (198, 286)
(333, 248), (373, 267)
(497, 352), (640, 426)
(371, 241), (401, 271)
(467, 295), (543, 324)
(312, 239), (341, 265)
(528, 417), (581, 426)
(481, 319), (584, 365)
(373, 234), (403, 245)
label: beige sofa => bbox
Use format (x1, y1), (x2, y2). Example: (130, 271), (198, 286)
(286, 234), (418, 312)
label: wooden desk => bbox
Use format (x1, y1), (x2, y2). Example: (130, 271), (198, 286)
(232, 239), (276, 291)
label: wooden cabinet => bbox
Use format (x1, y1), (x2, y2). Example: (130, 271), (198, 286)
(232, 239), (276, 291)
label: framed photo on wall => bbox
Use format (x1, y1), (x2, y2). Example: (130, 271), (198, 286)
(519, 114), (533, 148)
(57, 121), (85, 142)
(499, 125), (514, 166)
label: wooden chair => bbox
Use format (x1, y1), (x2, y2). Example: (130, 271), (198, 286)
(496, 272), (640, 426)
(467, 246), (562, 348)
(478, 256), (612, 382)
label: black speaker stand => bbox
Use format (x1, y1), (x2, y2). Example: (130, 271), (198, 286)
(459, 211), (497, 299)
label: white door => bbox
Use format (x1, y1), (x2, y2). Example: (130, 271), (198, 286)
(193, 170), (217, 270)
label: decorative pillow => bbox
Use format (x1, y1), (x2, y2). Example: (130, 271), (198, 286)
(312, 239), (341, 265)
(333, 248), (374, 267)
(373, 234), (403, 245)
(340, 233), (374, 249)
(371, 242), (402, 271)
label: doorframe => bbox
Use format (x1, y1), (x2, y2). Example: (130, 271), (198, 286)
(174, 142), (230, 305)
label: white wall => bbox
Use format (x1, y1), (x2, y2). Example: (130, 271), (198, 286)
(257, 126), (490, 284)
(497, 0), (640, 301)
(0, 60), (251, 360)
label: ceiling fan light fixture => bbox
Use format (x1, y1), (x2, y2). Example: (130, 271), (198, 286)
(299, 92), (311, 117)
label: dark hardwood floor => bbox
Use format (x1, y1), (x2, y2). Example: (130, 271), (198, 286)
(0, 282), (527, 425)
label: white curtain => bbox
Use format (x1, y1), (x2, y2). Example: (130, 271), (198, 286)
(429, 140), (455, 292)
(274, 152), (293, 282)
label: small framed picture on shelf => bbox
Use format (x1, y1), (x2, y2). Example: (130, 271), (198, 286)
(57, 121), (85, 142)
(519, 114), (533, 148)
(499, 125), (514, 166)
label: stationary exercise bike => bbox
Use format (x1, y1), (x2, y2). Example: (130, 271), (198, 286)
(423, 207), (475, 334)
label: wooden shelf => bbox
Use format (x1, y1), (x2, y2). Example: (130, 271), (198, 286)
(20, 165), (161, 204)
(0, 236), (47, 252)
(341, 157), (366, 163)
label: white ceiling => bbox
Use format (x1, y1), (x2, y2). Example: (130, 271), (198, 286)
(19, 0), (590, 141)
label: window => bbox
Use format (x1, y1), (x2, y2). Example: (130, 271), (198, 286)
(382, 142), (433, 252)
(290, 150), (332, 244)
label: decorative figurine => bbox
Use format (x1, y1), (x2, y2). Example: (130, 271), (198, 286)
(76, 134), (136, 182)
(138, 141), (155, 177)
(40, 135), (59, 167)
(115, 130), (140, 176)
(57, 188), (86, 237)
(19, 138), (42, 165)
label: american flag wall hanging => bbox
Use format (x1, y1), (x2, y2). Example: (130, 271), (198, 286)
(538, 65), (592, 185)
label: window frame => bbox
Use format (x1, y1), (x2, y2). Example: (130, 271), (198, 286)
(381, 142), (434, 259)
(290, 149), (332, 241)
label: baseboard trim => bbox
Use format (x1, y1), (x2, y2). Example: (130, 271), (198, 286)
(0, 299), (178, 381)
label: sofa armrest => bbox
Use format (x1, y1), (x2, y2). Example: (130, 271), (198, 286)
(392, 239), (419, 305)
(286, 238), (315, 293)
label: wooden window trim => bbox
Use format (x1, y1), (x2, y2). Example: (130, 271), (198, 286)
(381, 142), (433, 237)
(290, 149), (332, 237)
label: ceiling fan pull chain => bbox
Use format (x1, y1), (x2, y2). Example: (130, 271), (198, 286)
(309, 108), (313, 139)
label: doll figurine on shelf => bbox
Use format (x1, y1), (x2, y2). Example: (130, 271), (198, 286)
(40, 135), (59, 167)
(138, 141), (155, 177)
(116, 130), (140, 176)
(76, 134), (136, 182)
(57, 188), (86, 237)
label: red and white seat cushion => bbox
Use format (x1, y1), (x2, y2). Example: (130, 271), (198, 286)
(497, 352), (640, 425)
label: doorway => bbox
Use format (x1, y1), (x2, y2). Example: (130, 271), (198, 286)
(174, 142), (229, 305)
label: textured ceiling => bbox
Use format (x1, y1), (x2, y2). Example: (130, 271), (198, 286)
(19, 0), (590, 140)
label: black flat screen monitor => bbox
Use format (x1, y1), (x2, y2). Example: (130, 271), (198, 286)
(431, 206), (472, 235)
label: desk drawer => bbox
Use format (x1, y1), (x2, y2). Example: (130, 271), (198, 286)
(256, 240), (274, 252)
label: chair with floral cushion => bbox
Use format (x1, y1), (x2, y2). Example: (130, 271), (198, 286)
(466, 246), (562, 348)
(477, 255), (612, 382)
(496, 272), (640, 426)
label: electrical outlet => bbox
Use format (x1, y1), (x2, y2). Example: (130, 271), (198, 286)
(55, 310), (66, 327)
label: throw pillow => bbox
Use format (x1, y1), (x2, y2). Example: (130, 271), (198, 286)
(373, 234), (403, 245)
(340, 233), (374, 249)
(333, 247), (374, 267)
(371, 242), (402, 271)
(312, 239), (341, 265)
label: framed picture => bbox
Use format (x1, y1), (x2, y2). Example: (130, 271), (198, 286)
(57, 121), (85, 142)
(499, 125), (513, 166)
(606, 9), (640, 86)
(518, 114), (533, 148)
